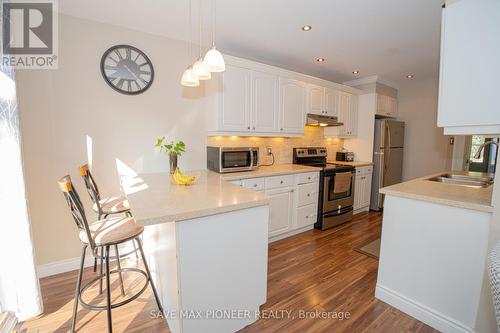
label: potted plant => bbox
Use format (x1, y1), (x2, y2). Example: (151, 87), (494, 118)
(154, 137), (186, 173)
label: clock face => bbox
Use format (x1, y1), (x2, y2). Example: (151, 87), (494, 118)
(100, 45), (154, 95)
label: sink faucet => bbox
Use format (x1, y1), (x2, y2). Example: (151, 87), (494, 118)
(474, 141), (499, 159)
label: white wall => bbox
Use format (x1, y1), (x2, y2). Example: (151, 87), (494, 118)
(397, 77), (452, 181)
(17, 14), (209, 266)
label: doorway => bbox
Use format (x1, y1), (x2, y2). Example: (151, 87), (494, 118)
(463, 135), (499, 173)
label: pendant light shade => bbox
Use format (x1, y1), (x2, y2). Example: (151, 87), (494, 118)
(204, 46), (225, 72)
(193, 58), (211, 80)
(181, 66), (199, 87)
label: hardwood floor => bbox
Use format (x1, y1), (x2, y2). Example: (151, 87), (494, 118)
(19, 211), (438, 333)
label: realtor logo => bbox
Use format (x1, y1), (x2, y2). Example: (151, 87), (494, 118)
(1, 0), (58, 69)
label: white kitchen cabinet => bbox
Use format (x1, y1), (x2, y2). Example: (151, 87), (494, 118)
(217, 65), (251, 131)
(279, 78), (307, 134)
(324, 91), (357, 137)
(308, 84), (324, 115)
(354, 166), (373, 213)
(308, 85), (339, 117)
(226, 171), (319, 241)
(376, 94), (398, 117)
(266, 187), (294, 237)
(252, 71), (279, 133)
(437, 0), (500, 135)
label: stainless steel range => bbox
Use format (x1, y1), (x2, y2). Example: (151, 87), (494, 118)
(293, 147), (355, 230)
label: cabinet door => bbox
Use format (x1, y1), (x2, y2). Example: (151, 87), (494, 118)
(376, 94), (387, 116)
(218, 65), (251, 131)
(339, 92), (356, 136)
(353, 175), (362, 210)
(438, 0), (500, 129)
(252, 71), (279, 132)
(324, 88), (339, 117)
(308, 84), (324, 115)
(389, 97), (398, 116)
(361, 173), (372, 208)
(266, 187), (293, 237)
(279, 78), (306, 134)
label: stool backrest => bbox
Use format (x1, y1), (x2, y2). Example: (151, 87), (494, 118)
(79, 164), (102, 216)
(58, 175), (96, 250)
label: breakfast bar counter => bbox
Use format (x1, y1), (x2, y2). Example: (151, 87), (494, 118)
(120, 170), (270, 333)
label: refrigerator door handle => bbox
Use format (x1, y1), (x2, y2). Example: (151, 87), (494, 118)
(376, 151), (385, 187)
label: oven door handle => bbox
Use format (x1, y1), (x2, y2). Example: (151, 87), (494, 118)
(324, 206), (352, 217)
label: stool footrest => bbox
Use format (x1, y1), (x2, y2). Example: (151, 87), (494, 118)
(78, 268), (150, 311)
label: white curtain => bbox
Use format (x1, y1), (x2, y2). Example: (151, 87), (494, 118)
(0, 11), (43, 320)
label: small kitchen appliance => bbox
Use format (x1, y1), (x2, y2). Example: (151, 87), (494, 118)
(207, 146), (259, 173)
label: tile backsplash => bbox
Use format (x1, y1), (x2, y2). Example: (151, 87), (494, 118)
(207, 126), (344, 165)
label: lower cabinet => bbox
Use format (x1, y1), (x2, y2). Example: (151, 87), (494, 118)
(353, 166), (373, 213)
(266, 187), (294, 237)
(227, 171), (319, 241)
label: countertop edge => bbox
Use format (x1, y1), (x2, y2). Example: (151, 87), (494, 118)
(137, 198), (271, 226)
(380, 187), (494, 213)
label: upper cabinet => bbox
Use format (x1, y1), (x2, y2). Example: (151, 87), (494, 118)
(376, 94), (398, 117)
(207, 56), (360, 136)
(217, 65), (251, 132)
(308, 84), (339, 117)
(324, 91), (357, 138)
(252, 70), (279, 133)
(437, 0), (500, 135)
(279, 78), (307, 134)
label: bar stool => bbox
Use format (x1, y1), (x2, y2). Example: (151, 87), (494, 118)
(79, 164), (138, 287)
(58, 175), (163, 333)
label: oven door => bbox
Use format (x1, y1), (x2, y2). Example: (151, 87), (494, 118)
(323, 171), (355, 212)
(220, 148), (254, 172)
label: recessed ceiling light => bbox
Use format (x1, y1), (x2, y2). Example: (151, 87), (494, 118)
(316, 58), (325, 63)
(302, 25), (312, 31)
(406, 74), (414, 79)
(352, 70), (359, 74)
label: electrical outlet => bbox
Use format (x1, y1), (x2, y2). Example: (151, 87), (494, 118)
(266, 146), (273, 155)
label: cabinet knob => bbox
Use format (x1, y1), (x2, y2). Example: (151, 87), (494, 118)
(280, 128), (283, 131)
(247, 126), (250, 130)
(307, 193), (310, 197)
(253, 184), (257, 187)
(306, 215), (309, 219)
(308, 177), (311, 180)
(280, 180), (284, 184)
(252, 126), (256, 130)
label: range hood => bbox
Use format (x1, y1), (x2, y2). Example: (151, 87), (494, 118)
(305, 113), (343, 127)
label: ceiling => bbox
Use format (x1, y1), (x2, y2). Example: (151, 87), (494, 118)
(59, 0), (443, 87)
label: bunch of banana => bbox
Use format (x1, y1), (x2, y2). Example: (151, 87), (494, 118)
(172, 168), (197, 185)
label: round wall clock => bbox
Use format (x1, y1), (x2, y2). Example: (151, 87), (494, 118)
(100, 45), (154, 95)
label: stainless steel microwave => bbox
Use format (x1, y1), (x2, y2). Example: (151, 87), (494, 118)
(207, 146), (259, 173)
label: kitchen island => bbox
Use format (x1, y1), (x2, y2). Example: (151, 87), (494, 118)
(376, 171), (494, 333)
(120, 170), (270, 333)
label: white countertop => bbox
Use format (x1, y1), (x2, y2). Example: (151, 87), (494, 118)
(380, 171), (494, 212)
(121, 170), (270, 226)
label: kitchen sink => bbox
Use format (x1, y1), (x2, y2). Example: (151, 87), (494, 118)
(427, 173), (494, 188)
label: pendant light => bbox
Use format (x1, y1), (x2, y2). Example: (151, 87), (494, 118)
(203, 0), (225, 72)
(193, 0), (211, 80)
(181, 0), (200, 87)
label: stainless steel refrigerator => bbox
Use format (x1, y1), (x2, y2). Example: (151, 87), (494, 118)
(370, 119), (405, 211)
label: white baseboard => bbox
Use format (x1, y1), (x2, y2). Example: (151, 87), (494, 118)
(37, 246), (139, 278)
(37, 255), (95, 278)
(354, 206), (369, 215)
(375, 284), (474, 333)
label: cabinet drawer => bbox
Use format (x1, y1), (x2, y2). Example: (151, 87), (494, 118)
(265, 174), (294, 189)
(296, 172), (319, 185)
(297, 182), (318, 207)
(242, 178), (265, 191)
(296, 204), (318, 228)
(356, 166), (373, 175)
